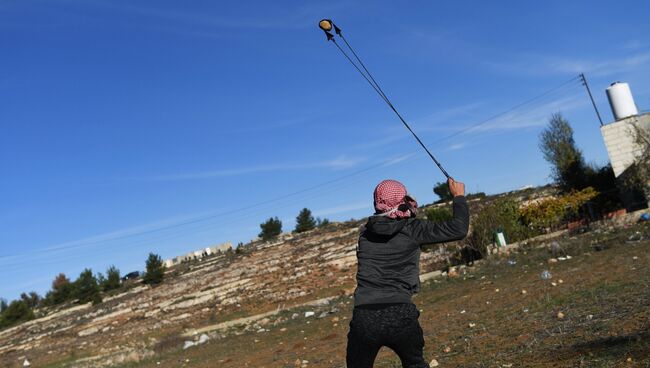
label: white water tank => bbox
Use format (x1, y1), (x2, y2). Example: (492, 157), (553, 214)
(606, 82), (638, 120)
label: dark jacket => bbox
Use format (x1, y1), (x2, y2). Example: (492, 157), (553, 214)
(354, 196), (470, 306)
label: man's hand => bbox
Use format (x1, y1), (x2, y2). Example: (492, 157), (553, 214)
(448, 178), (465, 197)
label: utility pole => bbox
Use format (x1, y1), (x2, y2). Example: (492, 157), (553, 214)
(579, 73), (604, 126)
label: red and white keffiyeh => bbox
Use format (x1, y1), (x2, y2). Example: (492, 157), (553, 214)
(373, 179), (418, 219)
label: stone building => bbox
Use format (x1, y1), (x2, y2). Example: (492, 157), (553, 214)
(600, 82), (650, 211)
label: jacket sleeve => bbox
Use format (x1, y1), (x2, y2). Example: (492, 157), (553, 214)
(410, 196), (470, 246)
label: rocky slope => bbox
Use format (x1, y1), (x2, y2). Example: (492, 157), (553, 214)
(0, 187), (559, 367)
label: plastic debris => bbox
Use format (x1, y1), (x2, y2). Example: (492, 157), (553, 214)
(430, 358), (440, 367)
(183, 341), (196, 350)
(639, 213), (649, 222)
(557, 311), (565, 319)
(198, 334), (209, 344)
(507, 259), (517, 266)
(628, 231), (643, 242)
(304, 311), (315, 318)
(540, 270), (552, 280)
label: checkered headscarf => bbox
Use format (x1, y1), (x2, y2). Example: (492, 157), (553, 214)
(373, 179), (418, 219)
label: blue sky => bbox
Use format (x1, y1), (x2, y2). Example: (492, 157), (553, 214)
(1, 0), (650, 301)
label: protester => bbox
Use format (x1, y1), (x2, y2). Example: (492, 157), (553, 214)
(347, 178), (469, 368)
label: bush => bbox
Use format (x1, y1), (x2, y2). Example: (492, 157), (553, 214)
(74, 269), (102, 305)
(19, 292), (40, 309)
(425, 207), (453, 222)
(519, 187), (599, 232)
(103, 265), (121, 292)
(143, 253), (165, 285)
(468, 199), (532, 256)
(316, 217), (331, 228)
(0, 300), (34, 329)
(295, 208), (316, 233)
(259, 217), (282, 241)
(433, 182), (452, 201)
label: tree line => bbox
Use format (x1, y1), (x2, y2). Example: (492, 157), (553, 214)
(258, 208), (330, 241)
(0, 253), (166, 330)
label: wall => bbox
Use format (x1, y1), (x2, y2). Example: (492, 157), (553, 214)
(600, 113), (650, 177)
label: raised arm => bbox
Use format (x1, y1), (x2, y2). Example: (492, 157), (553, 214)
(410, 178), (470, 246)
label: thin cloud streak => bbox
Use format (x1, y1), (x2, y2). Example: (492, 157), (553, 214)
(58, 0), (341, 31)
(0, 210), (221, 262)
(132, 155), (366, 182)
(487, 51), (650, 78)
(313, 202), (370, 217)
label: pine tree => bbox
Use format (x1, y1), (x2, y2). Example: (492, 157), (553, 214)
(294, 208), (316, 233)
(47, 273), (75, 305)
(74, 269), (102, 305)
(259, 217), (282, 241)
(103, 265), (121, 291)
(143, 253), (165, 285)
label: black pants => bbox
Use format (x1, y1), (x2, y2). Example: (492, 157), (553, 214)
(346, 303), (429, 368)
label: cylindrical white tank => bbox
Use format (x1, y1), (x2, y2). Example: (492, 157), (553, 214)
(606, 82), (638, 120)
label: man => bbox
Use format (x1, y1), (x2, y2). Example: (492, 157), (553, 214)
(346, 177), (469, 368)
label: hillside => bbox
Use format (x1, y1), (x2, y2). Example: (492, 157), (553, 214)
(1, 185), (647, 367)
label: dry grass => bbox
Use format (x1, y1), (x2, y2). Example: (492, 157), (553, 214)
(114, 222), (650, 368)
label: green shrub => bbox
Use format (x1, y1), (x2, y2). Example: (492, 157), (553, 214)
(0, 300), (34, 329)
(519, 187), (598, 232)
(144, 253), (166, 285)
(425, 207), (453, 222)
(468, 199), (532, 256)
(316, 217), (331, 228)
(19, 292), (40, 309)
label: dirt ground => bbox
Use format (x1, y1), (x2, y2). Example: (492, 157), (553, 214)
(111, 223), (649, 367)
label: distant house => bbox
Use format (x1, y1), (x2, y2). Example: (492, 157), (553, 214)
(163, 241), (233, 268)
